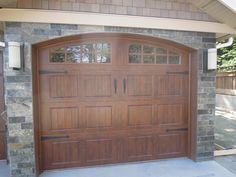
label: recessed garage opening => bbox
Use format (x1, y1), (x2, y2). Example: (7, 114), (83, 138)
(32, 33), (195, 173)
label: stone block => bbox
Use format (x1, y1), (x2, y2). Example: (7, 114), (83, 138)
(9, 117), (25, 124)
(6, 22), (22, 28)
(8, 136), (20, 143)
(33, 29), (49, 36)
(49, 29), (62, 36)
(6, 76), (32, 83)
(51, 24), (78, 30)
(198, 109), (212, 115)
(21, 123), (33, 129)
(202, 37), (216, 43)
(18, 162), (35, 168)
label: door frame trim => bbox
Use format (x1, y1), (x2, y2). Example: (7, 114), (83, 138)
(32, 33), (197, 176)
(0, 49), (7, 161)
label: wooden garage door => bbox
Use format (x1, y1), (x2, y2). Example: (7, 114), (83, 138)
(37, 34), (190, 170)
(0, 50), (6, 160)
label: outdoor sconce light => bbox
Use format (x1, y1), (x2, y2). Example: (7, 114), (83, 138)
(207, 48), (217, 70)
(203, 48), (217, 72)
(8, 42), (21, 70)
(0, 42), (5, 48)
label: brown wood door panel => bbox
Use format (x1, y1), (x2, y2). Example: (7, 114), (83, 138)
(40, 103), (81, 132)
(157, 132), (188, 157)
(42, 136), (118, 170)
(0, 133), (6, 160)
(40, 71), (119, 102)
(126, 104), (155, 128)
(85, 137), (116, 165)
(84, 105), (114, 130)
(80, 71), (118, 99)
(126, 75), (154, 97)
(39, 73), (80, 102)
(37, 35), (190, 170)
(125, 134), (155, 161)
(0, 77), (3, 101)
(42, 139), (85, 170)
(157, 74), (189, 97)
(157, 103), (188, 126)
(122, 71), (189, 100)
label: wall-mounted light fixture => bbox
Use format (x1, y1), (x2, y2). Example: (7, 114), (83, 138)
(8, 42), (21, 70)
(207, 48), (217, 70)
(203, 37), (234, 72)
(0, 42), (5, 48)
(203, 48), (217, 72)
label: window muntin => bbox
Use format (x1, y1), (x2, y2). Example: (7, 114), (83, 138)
(50, 43), (111, 64)
(128, 44), (181, 65)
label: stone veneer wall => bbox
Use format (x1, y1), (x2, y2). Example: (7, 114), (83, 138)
(0, 0), (217, 22)
(3, 22), (216, 177)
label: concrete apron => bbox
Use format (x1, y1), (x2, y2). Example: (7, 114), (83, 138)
(40, 158), (236, 177)
(0, 160), (10, 177)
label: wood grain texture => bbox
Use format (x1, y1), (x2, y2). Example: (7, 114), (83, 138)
(35, 34), (191, 170)
(0, 51), (6, 160)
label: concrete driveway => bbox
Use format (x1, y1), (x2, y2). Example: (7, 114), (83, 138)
(1, 158), (236, 177)
(40, 158), (236, 177)
(216, 155), (236, 175)
(215, 107), (236, 149)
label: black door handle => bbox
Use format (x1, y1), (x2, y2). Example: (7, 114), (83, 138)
(114, 79), (117, 94)
(123, 79), (126, 94)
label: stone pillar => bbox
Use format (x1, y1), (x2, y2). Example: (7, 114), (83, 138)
(4, 22), (37, 177)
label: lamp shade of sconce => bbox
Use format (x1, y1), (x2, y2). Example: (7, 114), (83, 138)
(0, 42), (5, 48)
(208, 48), (217, 70)
(8, 42), (21, 69)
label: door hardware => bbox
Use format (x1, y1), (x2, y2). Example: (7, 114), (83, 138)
(39, 70), (68, 74)
(123, 79), (126, 94)
(166, 128), (188, 132)
(114, 79), (117, 94)
(166, 71), (189, 75)
(41, 135), (70, 141)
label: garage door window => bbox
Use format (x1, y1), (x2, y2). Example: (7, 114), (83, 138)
(128, 44), (181, 65)
(50, 43), (111, 64)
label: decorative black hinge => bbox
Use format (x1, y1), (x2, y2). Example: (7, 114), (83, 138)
(39, 70), (68, 74)
(166, 128), (188, 132)
(166, 71), (189, 75)
(41, 135), (69, 141)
